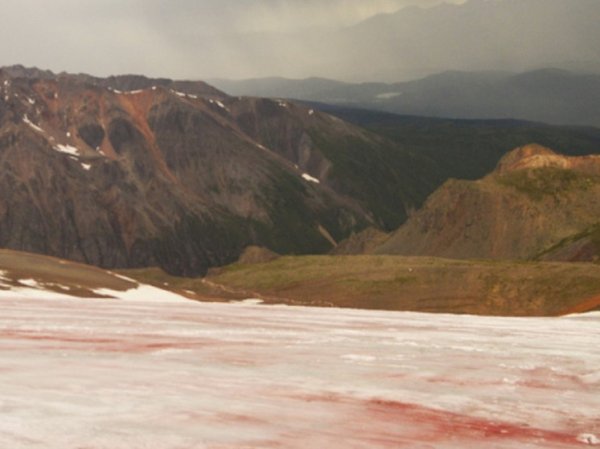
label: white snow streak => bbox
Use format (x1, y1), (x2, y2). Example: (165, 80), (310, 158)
(302, 173), (320, 183)
(18, 279), (41, 288)
(108, 272), (139, 284)
(53, 144), (80, 157)
(208, 99), (229, 111)
(22, 115), (44, 133)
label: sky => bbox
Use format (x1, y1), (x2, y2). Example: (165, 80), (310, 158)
(0, 0), (465, 80)
(0, 0), (598, 82)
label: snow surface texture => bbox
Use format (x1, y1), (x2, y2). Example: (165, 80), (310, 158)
(0, 296), (598, 448)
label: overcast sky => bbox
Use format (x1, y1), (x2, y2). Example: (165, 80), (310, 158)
(0, 0), (597, 82)
(0, 0), (466, 80)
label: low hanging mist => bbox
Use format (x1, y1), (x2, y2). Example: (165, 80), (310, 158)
(1, 0), (598, 82)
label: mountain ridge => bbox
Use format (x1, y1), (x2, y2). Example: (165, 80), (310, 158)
(375, 144), (600, 261)
(0, 66), (440, 274)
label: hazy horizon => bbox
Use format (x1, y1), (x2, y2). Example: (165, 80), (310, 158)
(1, 0), (599, 83)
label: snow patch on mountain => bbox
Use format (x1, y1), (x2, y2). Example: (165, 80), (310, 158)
(53, 144), (80, 157)
(22, 115), (44, 133)
(302, 173), (320, 183)
(208, 98), (229, 111)
(0, 273), (187, 303)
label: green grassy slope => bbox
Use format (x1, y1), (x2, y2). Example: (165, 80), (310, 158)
(205, 255), (600, 316)
(122, 255), (600, 317)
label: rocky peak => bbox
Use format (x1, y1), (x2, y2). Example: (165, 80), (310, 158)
(495, 143), (600, 175)
(0, 64), (227, 101)
(0, 64), (55, 80)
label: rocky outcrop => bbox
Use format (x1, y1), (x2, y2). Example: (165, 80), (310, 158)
(237, 246), (280, 264)
(331, 227), (390, 255)
(376, 144), (600, 260)
(495, 143), (600, 175)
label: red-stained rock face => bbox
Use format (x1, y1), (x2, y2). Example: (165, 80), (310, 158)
(1, 67), (440, 274)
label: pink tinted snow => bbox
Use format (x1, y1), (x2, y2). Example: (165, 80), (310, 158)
(0, 296), (598, 448)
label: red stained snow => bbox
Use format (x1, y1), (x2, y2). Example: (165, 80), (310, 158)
(366, 398), (579, 446)
(1, 298), (598, 449)
(284, 393), (588, 448)
(0, 329), (209, 353)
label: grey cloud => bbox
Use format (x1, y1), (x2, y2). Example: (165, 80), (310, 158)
(0, 0), (598, 82)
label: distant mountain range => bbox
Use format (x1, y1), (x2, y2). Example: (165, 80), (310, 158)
(211, 68), (600, 128)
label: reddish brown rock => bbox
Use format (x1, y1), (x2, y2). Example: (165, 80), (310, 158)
(0, 66), (433, 274)
(376, 145), (600, 260)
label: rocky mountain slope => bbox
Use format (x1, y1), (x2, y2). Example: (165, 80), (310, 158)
(0, 66), (438, 275)
(375, 144), (600, 260)
(537, 224), (600, 263)
(317, 104), (600, 183)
